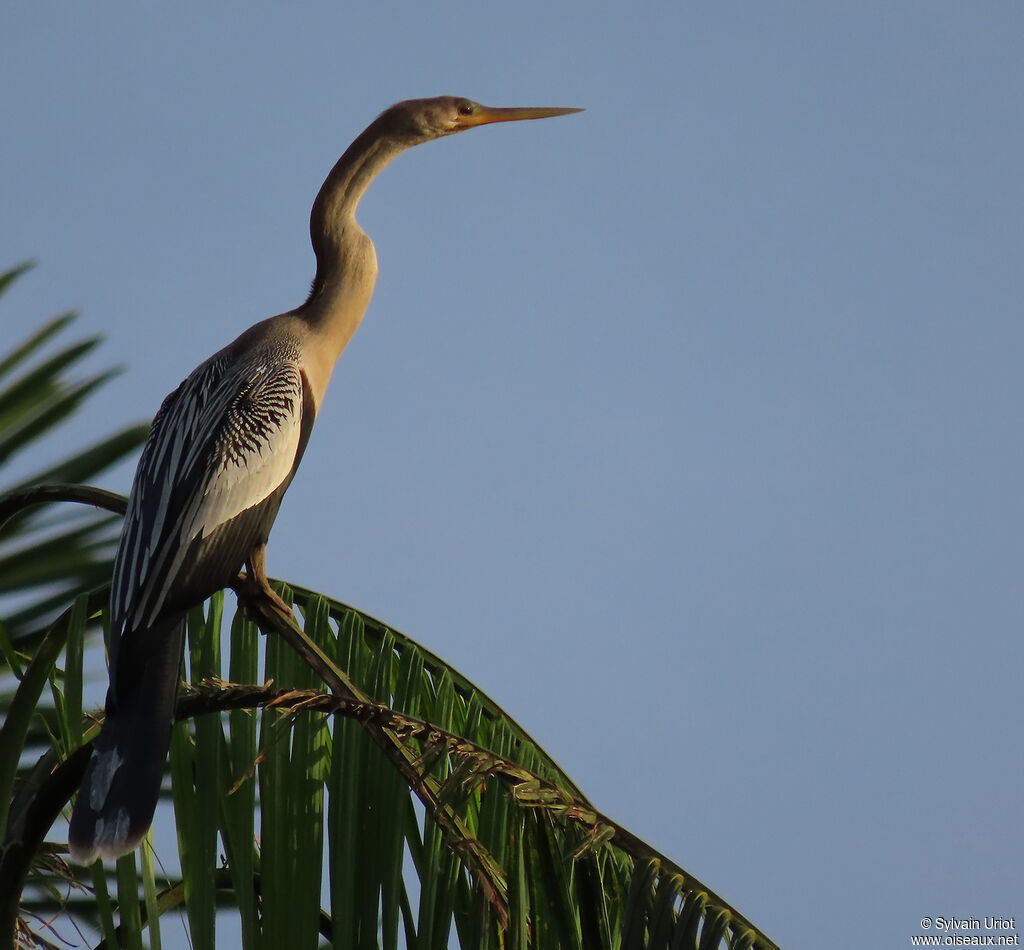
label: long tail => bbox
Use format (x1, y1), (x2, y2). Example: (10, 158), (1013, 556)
(68, 615), (186, 864)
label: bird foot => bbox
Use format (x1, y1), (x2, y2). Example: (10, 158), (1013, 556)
(234, 572), (292, 619)
(233, 545), (293, 621)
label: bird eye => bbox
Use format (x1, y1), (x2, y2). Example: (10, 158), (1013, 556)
(457, 102), (474, 116)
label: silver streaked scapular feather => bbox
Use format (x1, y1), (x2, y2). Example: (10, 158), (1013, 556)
(111, 341), (306, 637)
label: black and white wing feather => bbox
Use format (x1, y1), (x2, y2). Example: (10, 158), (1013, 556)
(111, 342), (309, 639)
(71, 340), (311, 864)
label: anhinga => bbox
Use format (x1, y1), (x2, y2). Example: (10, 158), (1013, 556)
(68, 96), (581, 864)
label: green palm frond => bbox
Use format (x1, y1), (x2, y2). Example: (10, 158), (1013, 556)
(0, 486), (781, 949)
(0, 263), (149, 651)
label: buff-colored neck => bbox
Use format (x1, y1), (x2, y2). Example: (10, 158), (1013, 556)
(295, 116), (417, 404)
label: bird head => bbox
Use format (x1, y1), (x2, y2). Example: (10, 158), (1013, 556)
(380, 96), (582, 143)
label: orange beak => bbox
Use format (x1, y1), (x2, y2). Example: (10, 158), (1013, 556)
(459, 105), (584, 128)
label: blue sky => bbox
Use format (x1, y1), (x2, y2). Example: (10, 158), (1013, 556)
(4, 3), (1022, 947)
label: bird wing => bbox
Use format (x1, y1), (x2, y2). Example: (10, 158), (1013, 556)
(111, 343), (307, 634)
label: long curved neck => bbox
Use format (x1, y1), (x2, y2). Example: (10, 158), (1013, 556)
(308, 117), (410, 295)
(296, 116), (417, 396)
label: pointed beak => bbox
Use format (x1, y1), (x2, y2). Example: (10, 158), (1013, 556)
(459, 105), (584, 128)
